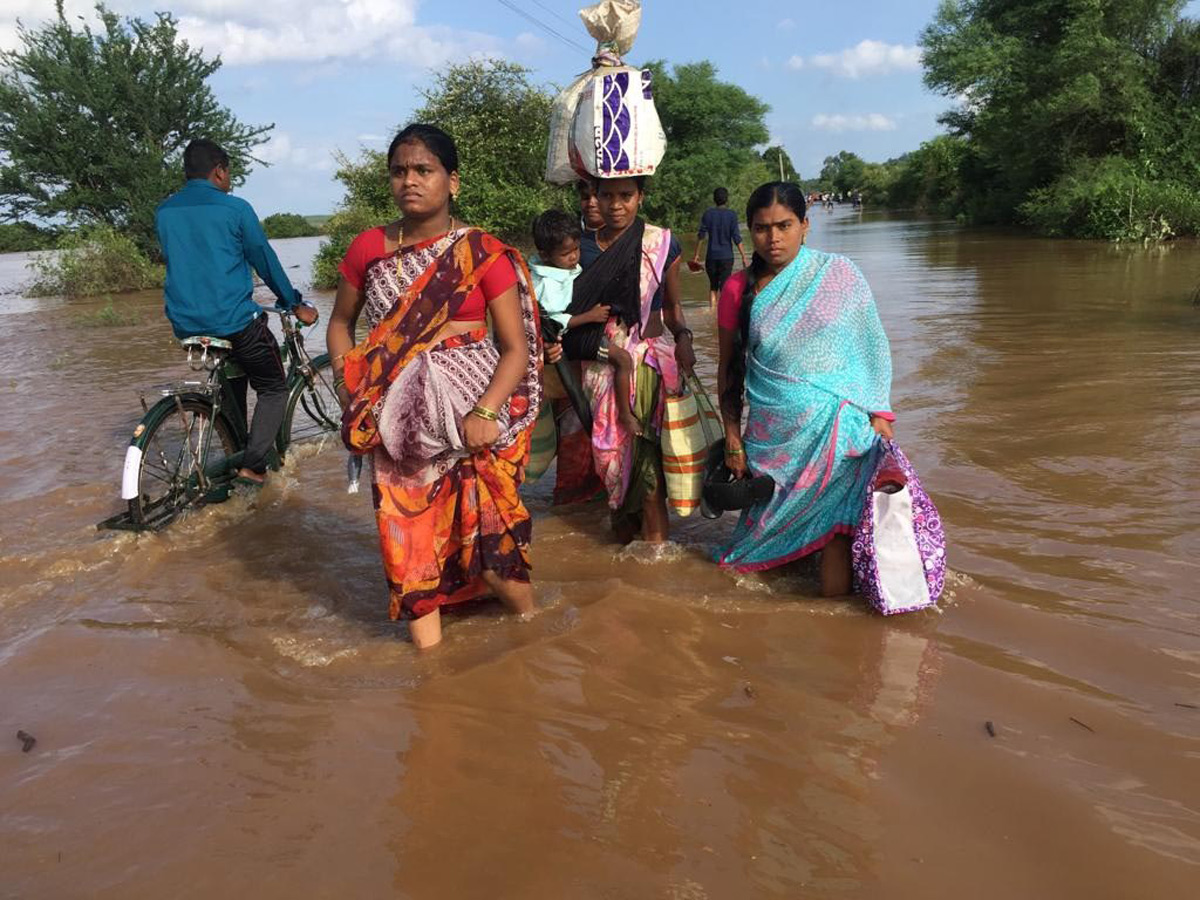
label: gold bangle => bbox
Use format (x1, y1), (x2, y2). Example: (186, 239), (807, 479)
(726, 446), (745, 456)
(470, 405), (499, 421)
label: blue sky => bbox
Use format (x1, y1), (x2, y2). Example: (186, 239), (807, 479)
(3, 1), (1198, 216)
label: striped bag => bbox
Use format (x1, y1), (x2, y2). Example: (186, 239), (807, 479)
(661, 375), (722, 516)
(524, 401), (558, 482)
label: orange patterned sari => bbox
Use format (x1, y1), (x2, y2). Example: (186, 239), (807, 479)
(341, 228), (542, 620)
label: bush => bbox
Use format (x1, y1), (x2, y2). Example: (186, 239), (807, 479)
(0, 222), (57, 252)
(27, 225), (163, 297)
(72, 297), (141, 327)
(312, 201), (390, 290)
(262, 212), (322, 239)
(1020, 157), (1200, 242)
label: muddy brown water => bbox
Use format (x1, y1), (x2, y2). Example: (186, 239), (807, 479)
(1, 213), (1198, 898)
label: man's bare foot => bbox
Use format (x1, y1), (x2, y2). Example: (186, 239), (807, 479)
(236, 467), (265, 484)
(618, 409), (643, 436)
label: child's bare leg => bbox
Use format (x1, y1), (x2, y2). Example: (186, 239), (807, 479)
(606, 344), (641, 435)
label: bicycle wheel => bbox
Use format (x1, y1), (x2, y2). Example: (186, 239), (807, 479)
(127, 395), (238, 528)
(280, 353), (341, 450)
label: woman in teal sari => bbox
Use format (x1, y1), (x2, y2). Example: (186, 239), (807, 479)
(716, 182), (896, 596)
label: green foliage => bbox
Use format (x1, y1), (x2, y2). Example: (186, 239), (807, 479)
(1020, 156), (1200, 241)
(819, 151), (867, 194)
(0, 2), (271, 257)
(886, 135), (973, 215)
(761, 145), (799, 182)
(640, 61), (772, 232)
(28, 224), (163, 298)
(310, 149), (393, 290)
(73, 297), (141, 327)
(920, 0), (1200, 238)
(262, 212), (321, 239)
(0, 221), (56, 252)
(415, 60), (566, 240)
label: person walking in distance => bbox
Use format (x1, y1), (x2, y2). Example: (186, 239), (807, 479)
(692, 187), (747, 307)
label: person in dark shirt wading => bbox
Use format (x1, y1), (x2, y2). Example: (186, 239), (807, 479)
(155, 139), (319, 487)
(692, 187), (748, 307)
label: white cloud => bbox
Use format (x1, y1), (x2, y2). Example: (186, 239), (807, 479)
(778, 18), (796, 30)
(257, 132), (334, 171)
(0, 1), (504, 68)
(811, 113), (898, 132)
(786, 55), (804, 70)
(805, 40), (922, 79)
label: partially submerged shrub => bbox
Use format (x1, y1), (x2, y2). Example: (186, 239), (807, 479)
(1021, 157), (1200, 242)
(28, 225), (163, 298)
(72, 297), (141, 327)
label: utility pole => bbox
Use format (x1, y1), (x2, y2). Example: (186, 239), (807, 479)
(778, 148), (785, 181)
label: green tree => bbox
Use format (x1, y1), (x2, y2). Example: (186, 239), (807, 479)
(639, 61), (771, 231)
(920, 0), (1200, 237)
(310, 148), (394, 289)
(761, 145), (799, 182)
(311, 60), (567, 289)
(414, 60), (564, 240)
(0, 2), (271, 256)
(819, 151), (866, 194)
(262, 212), (321, 239)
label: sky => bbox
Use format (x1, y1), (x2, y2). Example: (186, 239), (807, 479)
(2, 0), (1198, 217)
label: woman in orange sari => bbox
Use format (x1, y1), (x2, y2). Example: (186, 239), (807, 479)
(326, 124), (542, 649)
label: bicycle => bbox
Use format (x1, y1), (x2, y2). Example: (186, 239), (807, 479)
(100, 309), (341, 532)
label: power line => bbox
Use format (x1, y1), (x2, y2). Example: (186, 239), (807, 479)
(525, 0), (585, 33)
(495, 0), (592, 54)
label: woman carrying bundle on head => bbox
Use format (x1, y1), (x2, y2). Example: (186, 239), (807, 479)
(326, 124), (543, 649)
(570, 175), (697, 544)
(715, 182), (896, 596)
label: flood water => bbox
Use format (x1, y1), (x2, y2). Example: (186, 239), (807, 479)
(2, 213), (1198, 898)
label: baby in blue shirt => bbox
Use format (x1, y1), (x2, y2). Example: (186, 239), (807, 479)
(529, 210), (639, 435)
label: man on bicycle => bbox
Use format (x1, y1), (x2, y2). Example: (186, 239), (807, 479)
(156, 139), (319, 486)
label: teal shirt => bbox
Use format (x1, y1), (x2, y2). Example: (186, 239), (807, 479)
(155, 179), (300, 338)
(529, 256), (581, 330)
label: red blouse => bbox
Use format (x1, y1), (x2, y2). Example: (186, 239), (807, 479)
(339, 226), (516, 321)
(717, 269), (750, 331)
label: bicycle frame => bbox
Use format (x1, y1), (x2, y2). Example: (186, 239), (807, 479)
(101, 310), (330, 533)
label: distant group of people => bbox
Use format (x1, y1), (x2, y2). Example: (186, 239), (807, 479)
(157, 126), (896, 649)
(809, 190), (864, 211)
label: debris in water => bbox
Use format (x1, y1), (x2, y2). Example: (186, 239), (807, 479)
(1068, 716), (1095, 733)
(16, 730), (36, 752)
(984, 721), (996, 738)
(744, 684), (758, 699)
(1175, 702), (1198, 710)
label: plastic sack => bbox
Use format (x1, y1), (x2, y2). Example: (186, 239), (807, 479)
(546, 70), (594, 185)
(567, 65), (665, 181)
(579, 0), (642, 56)
(851, 441), (946, 615)
(544, 1), (665, 184)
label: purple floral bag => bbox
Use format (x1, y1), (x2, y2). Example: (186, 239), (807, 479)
(852, 441), (946, 615)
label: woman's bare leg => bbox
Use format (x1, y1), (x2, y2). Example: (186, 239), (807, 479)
(409, 608), (443, 649)
(481, 570), (535, 615)
(819, 534), (853, 597)
(640, 469), (670, 543)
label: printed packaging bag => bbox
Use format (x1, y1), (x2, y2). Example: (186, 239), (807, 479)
(545, 1), (666, 184)
(851, 441), (946, 615)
